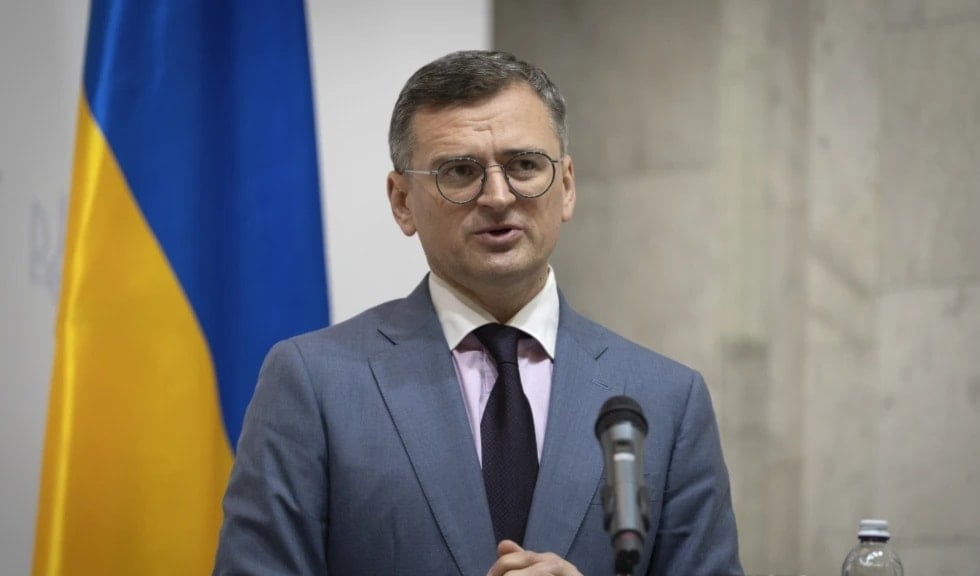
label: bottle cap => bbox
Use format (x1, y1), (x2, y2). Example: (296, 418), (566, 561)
(858, 519), (890, 539)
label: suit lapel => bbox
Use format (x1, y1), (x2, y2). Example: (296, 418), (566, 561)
(523, 295), (621, 557)
(370, 279), (497, 575)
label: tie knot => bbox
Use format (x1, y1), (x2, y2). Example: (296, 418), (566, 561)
(473, 323), (523, 366)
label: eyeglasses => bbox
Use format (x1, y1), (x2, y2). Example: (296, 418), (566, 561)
(400, 151), (561, 204)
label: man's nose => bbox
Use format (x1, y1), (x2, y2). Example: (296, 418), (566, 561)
(477, 164), (516, 207)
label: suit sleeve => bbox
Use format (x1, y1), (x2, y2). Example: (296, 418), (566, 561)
(647, 371), (742, 576)
(213, 340), (329, 575)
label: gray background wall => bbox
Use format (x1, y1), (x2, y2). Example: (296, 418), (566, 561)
(3, 1), (980, 575)
(496, 0), (980, 574)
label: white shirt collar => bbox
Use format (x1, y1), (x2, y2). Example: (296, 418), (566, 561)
(428, 268), (560, 359)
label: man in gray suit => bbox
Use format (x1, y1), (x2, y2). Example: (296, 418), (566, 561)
(214, 50), (741, 576)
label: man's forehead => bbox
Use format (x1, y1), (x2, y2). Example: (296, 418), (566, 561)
(411, 81), (538, 118)
(408, 85), (555, 144)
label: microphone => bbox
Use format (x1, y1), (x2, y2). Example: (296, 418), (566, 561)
(594, 395), (650, 576)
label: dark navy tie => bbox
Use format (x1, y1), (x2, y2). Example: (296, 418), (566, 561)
(474, 323), (538, 545)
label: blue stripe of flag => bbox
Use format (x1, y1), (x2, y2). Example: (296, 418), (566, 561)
(81, 0), (329, 447)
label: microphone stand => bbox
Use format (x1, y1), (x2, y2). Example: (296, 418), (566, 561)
(612, 528), (642, 575)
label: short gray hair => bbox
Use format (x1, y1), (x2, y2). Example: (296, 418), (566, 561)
(388, 50), (568, 170)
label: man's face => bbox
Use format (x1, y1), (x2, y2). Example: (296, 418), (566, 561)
(387, 83), (576, 306)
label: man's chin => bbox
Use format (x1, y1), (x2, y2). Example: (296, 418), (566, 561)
(474, 260), (548, 289)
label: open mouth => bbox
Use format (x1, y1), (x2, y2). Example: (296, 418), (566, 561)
(475, 225), (522, 245)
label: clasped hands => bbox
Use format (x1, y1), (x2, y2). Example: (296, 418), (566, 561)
(486, 540), (583, 576)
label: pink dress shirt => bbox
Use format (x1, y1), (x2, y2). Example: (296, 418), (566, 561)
(428, 270), (559, 463)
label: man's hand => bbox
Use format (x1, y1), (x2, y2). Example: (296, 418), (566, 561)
(486, 540), (584, 576)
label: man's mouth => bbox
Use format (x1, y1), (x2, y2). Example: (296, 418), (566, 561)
(486, 226), (515, 237)
(474, 225), (523, 245)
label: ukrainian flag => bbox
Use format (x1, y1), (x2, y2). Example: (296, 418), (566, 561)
(32, 2), (328, 574)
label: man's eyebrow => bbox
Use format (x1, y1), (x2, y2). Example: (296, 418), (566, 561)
(427, 147), (555, 166)
(500, 147), (552, 157)
(427, 153), (479, 166)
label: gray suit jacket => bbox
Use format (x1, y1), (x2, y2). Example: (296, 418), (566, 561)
(214, 279), (741, 575)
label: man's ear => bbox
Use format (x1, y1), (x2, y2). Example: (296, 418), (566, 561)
(560, 154), (576, 222)
(387, 171), (417, 236)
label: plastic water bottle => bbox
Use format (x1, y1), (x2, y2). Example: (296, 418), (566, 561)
(841, 519), (904, 575)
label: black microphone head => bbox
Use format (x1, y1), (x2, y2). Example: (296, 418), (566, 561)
(595, 395), (648, 438)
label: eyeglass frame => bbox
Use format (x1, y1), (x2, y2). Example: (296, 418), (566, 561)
(398, 150), (563, 205)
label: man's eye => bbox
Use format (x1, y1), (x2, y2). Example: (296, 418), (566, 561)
(440, 161), (480, 182)
(507, 154), (547, 179)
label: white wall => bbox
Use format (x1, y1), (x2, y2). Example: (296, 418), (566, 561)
(0, 2), (88, 574)
(0, 2), (489, 574)
(310, 2), (491, 320)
